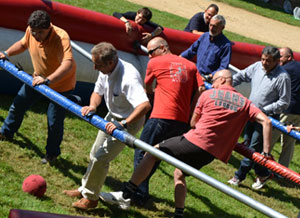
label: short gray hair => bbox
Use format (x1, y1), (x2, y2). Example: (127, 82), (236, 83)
(211, 14), (226, 26)
(91, 42), (118, 64)
(262, 46), (280, 60)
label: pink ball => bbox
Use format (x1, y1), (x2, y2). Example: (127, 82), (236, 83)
(22, 174), (47, 198)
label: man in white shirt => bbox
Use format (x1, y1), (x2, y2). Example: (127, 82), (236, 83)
(63, 42), (151, 210)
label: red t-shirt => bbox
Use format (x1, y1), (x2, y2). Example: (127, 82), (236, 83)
(184, 85), (261, 163)
(145, 54), (204, 123)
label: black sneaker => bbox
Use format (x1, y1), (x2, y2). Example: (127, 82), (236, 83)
(0, 132), (12, 141)
(41, 154), (57, 164)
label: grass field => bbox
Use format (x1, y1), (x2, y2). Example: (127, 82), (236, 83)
(0, 0), (300, 218)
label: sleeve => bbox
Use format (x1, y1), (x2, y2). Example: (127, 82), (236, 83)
(124, 69), (149, 108)
(212, 42), (232, 75)
(144, 59), (156, 85)
(60, 31), (73, 61)
(113, 11), (136, 21)
(20, 26), (30, 49)
(232, 63), (255, 87)
(180, 37), (201, 60)
(248, 102), (262, 122)
(93, 74), (105, 96)
(145, 20), (164, 31)
(194, 91), (205, 115)
(189, 13), (202, 31)
(263, 74), (291, 115)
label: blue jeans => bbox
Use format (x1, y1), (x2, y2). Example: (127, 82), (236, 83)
(234, 121), (270, 181)
(134, 118), (189, 199)
(0, 84), (72, 157)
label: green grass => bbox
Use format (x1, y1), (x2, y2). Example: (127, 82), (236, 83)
(216, 0), (300, 27)
(1, 0), (300, 217)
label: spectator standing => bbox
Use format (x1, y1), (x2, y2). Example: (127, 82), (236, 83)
(132, 37), (205, 205)
(63, 42), (151, 210)
(99, 69), (272, 218)
(181, 15), (231, 82)
(113, 7), (163, 44)
(184, 4), (219, 35)
(0, 10), (76, 164)
(270, 47), (300, 168)
(228, 46), (291, 190)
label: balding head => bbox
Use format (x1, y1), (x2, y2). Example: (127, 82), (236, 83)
(279, 47), (293, 66)
(212, 69), (232, 88)
(147, 37), (170, 58)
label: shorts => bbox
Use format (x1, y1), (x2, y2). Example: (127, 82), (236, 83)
(159, 135), (215, 172)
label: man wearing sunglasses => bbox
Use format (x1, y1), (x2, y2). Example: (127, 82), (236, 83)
(126, 37), (205, 206)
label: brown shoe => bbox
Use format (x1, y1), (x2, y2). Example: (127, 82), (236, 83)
(63, 189), (82, 198)
(72, 198), (98, 210)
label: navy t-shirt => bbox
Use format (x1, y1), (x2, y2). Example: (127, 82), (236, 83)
(184, 12), (209, 33)
(283, 60), (300, 115)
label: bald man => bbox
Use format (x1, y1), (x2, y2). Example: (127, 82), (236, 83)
(132, 36), (205, 205)
(99, 69), (272, 218)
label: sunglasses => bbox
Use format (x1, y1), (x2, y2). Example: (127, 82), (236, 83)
(148, 46), (161, 55)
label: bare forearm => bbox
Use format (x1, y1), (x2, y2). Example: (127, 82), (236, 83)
(126, 101), (151, 124)
(46, 59), (73, 83)
(5, 40), (27, 57)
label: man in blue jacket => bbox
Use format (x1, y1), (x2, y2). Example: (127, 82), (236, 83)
(181, 15), (231, 82)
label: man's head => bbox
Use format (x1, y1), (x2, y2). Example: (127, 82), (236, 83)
(91, 42), (118, 74)
(209, 15), (225, 37)
(261, 46), (280, 73)
(28, 10), (51, 42)
(135, 7), (152, 25)
(147, 37), (170, 58)
(279, 47), (293, 66)
(204, 4), (219, 24)
(212, 69), (232, 88)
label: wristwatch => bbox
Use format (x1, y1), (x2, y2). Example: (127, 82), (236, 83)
(44, 78), (51, 86)
(120, 119), (127, 128)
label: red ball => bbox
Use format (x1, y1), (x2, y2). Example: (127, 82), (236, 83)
(22, 174), (47, 198)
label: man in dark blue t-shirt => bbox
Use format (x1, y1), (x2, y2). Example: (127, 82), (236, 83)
(184, 4), (219, 35)
(270, 47), (300, 168)
(113, 7), (163, 44)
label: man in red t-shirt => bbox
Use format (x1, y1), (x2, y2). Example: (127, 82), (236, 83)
(99, 69), (272, 218)
(131, 37), (205, 205)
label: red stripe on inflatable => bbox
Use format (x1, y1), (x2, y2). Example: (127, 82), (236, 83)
(1, 0), (299, 69)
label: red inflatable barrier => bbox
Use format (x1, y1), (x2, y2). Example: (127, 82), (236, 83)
(1, 0), (300, 69)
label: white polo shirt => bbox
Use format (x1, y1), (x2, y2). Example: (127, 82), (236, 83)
(94, 58), (148, 118)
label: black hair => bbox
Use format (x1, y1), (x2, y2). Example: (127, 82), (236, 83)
(137, 7), (152, 21)
(27, 10), (51, 29)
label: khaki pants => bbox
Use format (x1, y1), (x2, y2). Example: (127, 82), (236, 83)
(78, 112), (144, 200)
(270, 114), (300, 167)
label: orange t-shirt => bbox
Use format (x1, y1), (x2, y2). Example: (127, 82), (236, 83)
(21, 25), (76, 92)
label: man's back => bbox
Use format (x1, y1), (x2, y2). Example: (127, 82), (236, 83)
(145, 53), (203, 123)
(184, 12), (208, 33)
(184, 85), (261, 163)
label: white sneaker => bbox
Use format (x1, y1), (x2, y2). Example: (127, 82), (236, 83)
(99, 191), (131, 210)
(227, 177), (241, 186)
(251, 173), (274, 190)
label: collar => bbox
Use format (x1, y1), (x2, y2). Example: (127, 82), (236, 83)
(108, 59), (120, 78)
(209, 32), (223, 41)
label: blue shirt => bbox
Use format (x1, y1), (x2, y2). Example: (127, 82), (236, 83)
(283, 60), (300, 115)
(180, 32), (232, 75)
(184, 12), (208, 33)
(233, 61), (291, 115)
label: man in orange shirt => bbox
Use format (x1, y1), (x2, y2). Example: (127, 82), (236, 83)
(0, 10), (76, 164)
